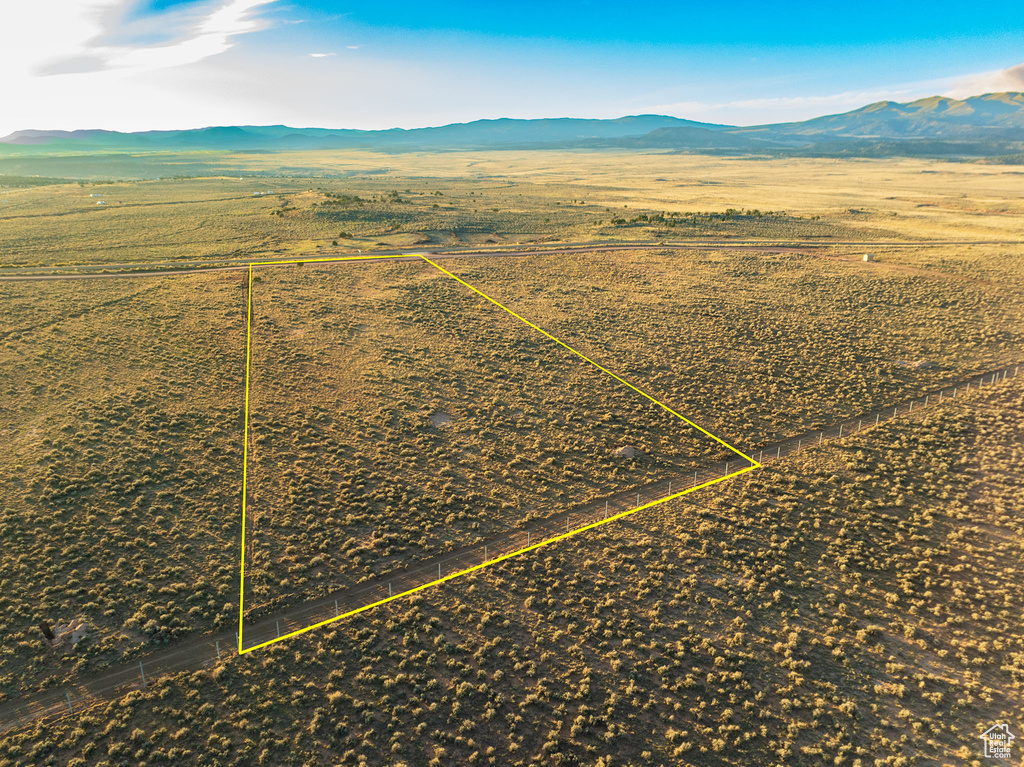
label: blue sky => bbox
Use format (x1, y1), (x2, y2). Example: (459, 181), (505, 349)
(2, 0), (1023, 134)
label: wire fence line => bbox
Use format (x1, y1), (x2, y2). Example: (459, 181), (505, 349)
(1, 362), (1019, 733)
(237, 363), (1023, 652)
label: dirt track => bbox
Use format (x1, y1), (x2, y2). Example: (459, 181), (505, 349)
(2, 238), (1019, 732)
(1, 242), (813, 280)
(0, 362), (1019, 735)
(3, 237), (1019, 281)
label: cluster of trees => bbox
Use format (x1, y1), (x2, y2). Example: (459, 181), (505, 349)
(609, 208), (786, 227)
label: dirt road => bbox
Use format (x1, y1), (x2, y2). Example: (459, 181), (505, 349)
(1, 362), (1019, 735)
(3, 237), (1018, 281)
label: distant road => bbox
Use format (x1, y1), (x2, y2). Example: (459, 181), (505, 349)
(1, 237), (1020, 281)
(0, 242), (810, 281)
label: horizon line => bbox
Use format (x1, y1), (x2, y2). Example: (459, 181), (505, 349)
(2, 89), (1022, 139)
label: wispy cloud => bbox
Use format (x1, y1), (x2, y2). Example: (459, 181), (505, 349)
(947, 62), (1024, 98)
(1, 3), (1018, 137)
(31, 0), (278, 76)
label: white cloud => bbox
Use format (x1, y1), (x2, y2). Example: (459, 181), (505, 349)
(0, 0), (278, 134)
(33, 0), (278, 75)
(946, 63), (1024, 98)
(1, 7), (1019, 139)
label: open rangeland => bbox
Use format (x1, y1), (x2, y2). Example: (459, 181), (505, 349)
(0, 151), (1022, 765)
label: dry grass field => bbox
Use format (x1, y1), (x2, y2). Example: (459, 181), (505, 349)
(0, 273), (245, 687)
(243, 257), (717, 617)
(0, 375), (1020, 766)
(3, 152), (1022, 270)
(0, 150), (1022, 764)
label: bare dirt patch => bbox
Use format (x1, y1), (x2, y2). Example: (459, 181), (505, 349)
(429, 411), (453, 427)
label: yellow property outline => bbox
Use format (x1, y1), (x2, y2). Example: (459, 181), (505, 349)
(239, 253), (759, 654)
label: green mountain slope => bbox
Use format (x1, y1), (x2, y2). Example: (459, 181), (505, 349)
(751, 92), (1024, 139)
(1, 92), (1022, 158)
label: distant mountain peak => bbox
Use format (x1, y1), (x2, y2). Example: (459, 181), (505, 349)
(748, 91), (1024, 140)
(1, 91), (1022, 157)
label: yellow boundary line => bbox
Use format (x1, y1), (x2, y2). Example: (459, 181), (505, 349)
(238, 253), (760, 654)
(419, 255), (756, 463)
(239, 264), (253, 653)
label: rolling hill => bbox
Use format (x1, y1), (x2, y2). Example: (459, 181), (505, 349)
(747, 92), (1024, 140)
(1, 92), (1021, 159)
(0, 115), (723, 152)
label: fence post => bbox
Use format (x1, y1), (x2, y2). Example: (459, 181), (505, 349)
(694, 470), (698, 486)
(909, 400), (913, 412)
(668, 481), (672, 494)
(819, 432), (823, 445)
(839, 424), (843, 437)
(777, 446), (781, 459)
(725, 462), (730, 474)
(605, 500), (609, 519)
(216, 640), (221, 662)
(438, 562), (441, 580)
(925, 395), (928, 406)
(276, 620), (280, 638)
(798, 439), (801, 451)
(636, 492), (640, 507)
(527, 531), (531, 546)
(335, 599), (339, 616)
(389, 582), (392, 597)
(485, 545), (488, 560)
(66, 691), (73, 714)
(139, 661), (147, 688)
(858, 419), (862, 431)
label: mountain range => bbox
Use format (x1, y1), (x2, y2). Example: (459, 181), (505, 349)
(2, 92), (1022, 159)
